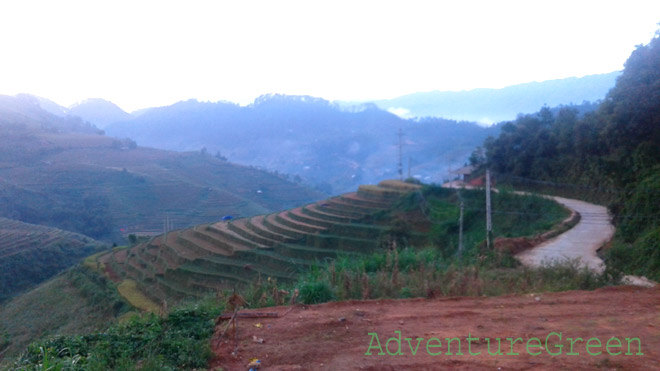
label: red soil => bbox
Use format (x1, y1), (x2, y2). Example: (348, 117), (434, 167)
(211, 285), (660, 370)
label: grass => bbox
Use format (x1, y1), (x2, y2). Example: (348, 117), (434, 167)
(0, 267), (129, 362)
(83, 251), (108, 273)
(291, 249), (620, 302)
(5, 250), (622, 370)
(116, 280), (160, 314)
(4, 298), (223, 371)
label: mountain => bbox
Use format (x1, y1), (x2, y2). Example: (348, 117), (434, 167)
(0, 94), (102, 135)
(68, 98), (133, 129)
(370, 72), (620, 124)
(105, 95), (499, 194)
(20, 94), (70, 117)
(0, 94), (324, 242)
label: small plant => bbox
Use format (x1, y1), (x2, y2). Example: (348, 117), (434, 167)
(298, 281), (334, 304)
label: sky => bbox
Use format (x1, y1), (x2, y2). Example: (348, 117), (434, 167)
(1, 0), (659, 112)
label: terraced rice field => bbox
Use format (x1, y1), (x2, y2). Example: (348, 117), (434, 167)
(100, 180), (422, 305)
(0, 217), (96, 259)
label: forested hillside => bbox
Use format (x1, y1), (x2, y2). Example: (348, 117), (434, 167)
(482, 31), (660, 279)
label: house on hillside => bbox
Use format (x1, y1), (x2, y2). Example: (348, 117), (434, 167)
(451, 165), (475, 182)
(450, 165), (494, 188)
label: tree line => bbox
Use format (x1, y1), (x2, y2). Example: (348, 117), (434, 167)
(476, 30), (660, 279)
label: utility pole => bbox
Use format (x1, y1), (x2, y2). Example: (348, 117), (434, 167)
(458, 200), (464, 256)
(164, 213), (173, 237)
(485, 169), (492, 249)
(408, 158), (412, 179)
(397, 128), (403, 180)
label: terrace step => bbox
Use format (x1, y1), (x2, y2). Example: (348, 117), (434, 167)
(141, 245), (159, 262)
(123, 259), (143, 281)
(125, 252), (155, 282)
(227, 219), (282, 247)
(155, 241), (186, 270)
(161, 232), (203, 266)
(378, 179), (422, 192)
(338, 192), (391, 209)
(275, 211), (327, 234)
(150, 255), (167, 276)
(287, 208), (335, 229)
(175, 231), (215, 259)
(302, 205), (353, 223)
(357, 185), (406, 201)
(246, 215), (296, 243)
(262, 214), (308, 240)
(207, 222), (264, 250)
(189, 225), (237, 255)
(315, 200), (369, 219)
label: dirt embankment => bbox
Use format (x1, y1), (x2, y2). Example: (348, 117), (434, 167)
(515, 196), (614, 272)
(495, 206), (580, 255)
(211, 285), (660, 370)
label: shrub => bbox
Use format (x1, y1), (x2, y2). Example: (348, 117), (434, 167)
(298, 281), (334, 304)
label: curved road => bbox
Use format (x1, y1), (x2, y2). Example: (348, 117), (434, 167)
(444, 182), (654, 286)
(515, 196), (613, 272)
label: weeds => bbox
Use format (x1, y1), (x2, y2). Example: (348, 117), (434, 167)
(6, 298), (223, 371)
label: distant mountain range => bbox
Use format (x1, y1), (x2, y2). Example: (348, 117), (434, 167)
(68, 98), (133, 128)
(18, 72), (617, 194)
(0, 94), (324, 242)
(367, 72), (620, 124)
(23, 95), (133, 129)
(103, 95), (499, 194)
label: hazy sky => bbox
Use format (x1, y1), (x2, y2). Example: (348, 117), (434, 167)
(1, 0), (659, 112)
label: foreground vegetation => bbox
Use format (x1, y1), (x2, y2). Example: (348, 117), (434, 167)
(0, 267), (129, 361)
(6, 301), (221, 371)
(4, 253), (621, 370)
(3, 186), (617, 370)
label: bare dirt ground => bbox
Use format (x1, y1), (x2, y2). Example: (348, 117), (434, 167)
(211, 285), (660, 370)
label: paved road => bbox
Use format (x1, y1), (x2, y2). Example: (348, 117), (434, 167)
(444, 182), (655, 286)
(515, 196), (614, 272)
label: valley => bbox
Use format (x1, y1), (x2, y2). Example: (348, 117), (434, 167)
(1, 20), (660, 370)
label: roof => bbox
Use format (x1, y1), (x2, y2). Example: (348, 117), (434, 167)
(450, 165), (476, 175)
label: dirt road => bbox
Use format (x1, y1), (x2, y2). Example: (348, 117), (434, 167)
(211, 285), (660, 370)
(515, 196), (614, 272)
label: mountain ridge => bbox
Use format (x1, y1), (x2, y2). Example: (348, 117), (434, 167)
(368, 72), (620, 123)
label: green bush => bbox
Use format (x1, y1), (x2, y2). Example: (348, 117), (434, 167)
(298, 281), (334, 304)
(8, 299), (222, 371)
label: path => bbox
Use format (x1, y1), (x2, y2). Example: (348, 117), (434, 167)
(515, 196), (613, 272)
(444, 182), (655, 286)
